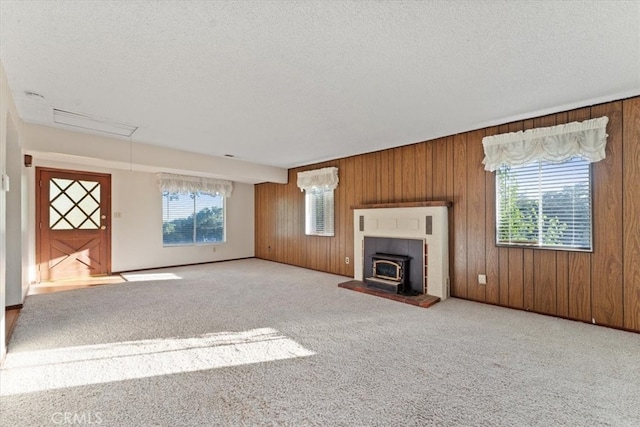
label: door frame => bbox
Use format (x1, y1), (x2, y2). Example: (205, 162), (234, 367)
(35, 167), (112, 283)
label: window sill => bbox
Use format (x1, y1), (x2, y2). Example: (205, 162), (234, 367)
(163, 242), (226, 248)
(496, 243), (592, 253)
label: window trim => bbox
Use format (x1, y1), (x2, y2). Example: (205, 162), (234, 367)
(297, 166), (338, 238)
(495, 158), (593, 253)
(162, 191), (226, 247)
(304, 187), (335, 237)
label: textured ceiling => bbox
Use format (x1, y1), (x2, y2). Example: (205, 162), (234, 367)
(1, 0), (639, 169)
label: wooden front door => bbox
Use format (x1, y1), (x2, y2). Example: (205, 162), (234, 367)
(36, 168), (111, 282)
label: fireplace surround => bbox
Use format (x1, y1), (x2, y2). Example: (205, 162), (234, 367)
(353, 202), (450, 300)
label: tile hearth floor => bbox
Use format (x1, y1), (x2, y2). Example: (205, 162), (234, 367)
(338, 280), (440, 308)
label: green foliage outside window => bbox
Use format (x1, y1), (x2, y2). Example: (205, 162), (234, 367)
(496, 159), (591, 251)
(163, 192), (224, 245)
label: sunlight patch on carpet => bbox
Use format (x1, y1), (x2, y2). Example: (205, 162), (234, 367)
(120, 272), (182, 282)
(0, 328), (314, 396)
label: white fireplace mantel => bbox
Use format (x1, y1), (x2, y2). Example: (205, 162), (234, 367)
(353, 203), (450, 300)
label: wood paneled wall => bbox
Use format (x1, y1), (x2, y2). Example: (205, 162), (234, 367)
(255, 96), (640, 332)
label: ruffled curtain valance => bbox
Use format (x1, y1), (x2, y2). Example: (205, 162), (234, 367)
(157, 173), (233, 197)
(482, 116), (609, 172)
(297, 167), (339, 192)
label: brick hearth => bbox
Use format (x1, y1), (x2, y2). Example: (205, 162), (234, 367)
(338, 280), (440, 308)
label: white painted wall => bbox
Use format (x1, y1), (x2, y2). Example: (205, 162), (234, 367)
(17, 121), (277, 278)
(5, 125), (28, 306)
(1, 62), (23, 363)
(23, 123), (287, 185)
(29, 159), (255, 273)
(25, 167), (35, 286)
(17, 114), (273, 279)
(0, 67), (7, 363)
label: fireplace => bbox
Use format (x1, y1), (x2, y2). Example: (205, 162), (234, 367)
(362, 236), (424, 294)
(365, 253), (412, 294)
(353, 204), (450, 300)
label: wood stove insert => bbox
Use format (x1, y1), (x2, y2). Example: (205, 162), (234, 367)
(365, 253), (413, 295)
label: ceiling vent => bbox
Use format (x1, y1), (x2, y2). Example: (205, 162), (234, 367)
(53, 109), (138, 137)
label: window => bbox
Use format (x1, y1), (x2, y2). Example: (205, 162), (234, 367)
(157, 173), (232, 246)
(162, 191), (224, 245)
(305, 188), (335, 236)
(297, 166), (339, 237)
(496, 157), (592, 251)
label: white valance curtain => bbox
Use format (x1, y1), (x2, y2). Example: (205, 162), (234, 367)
(296, 167), (339, 192)
(482, 116), (609, 171)
(157, 173), (233, 197)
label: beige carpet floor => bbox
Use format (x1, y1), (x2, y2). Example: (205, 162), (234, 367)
(1, 259), (639, 426)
